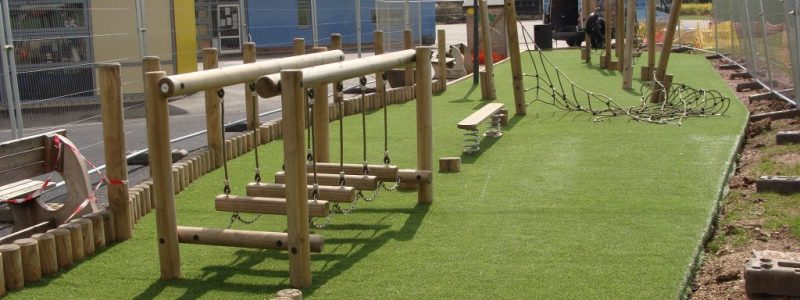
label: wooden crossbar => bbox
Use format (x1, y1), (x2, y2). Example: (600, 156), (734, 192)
(246, 182), (356, 203)
(214, 195), (330, 217)
(457, 103), (505, 130)
(274, 171), (379, 191)
(176, 226), (324, 253)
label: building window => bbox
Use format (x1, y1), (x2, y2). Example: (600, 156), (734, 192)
(298, 0), (311, 26)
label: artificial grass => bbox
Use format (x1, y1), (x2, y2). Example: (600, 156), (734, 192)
(7, 50), (747, 299)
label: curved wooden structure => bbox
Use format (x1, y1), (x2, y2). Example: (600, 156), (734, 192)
(1, 131), (99, 231)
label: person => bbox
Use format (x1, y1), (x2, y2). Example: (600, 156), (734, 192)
(585, 8), (606, 49)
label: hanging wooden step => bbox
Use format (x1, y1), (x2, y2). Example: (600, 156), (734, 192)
(214, 195), (330, 217)
(177, 226), (323, 253)
(274, 171), (379, 191)
(305, 163), (399, 182)
(246, 182), (356, 203)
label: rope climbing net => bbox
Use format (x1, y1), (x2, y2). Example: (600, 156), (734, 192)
(518, 22), (731, 126)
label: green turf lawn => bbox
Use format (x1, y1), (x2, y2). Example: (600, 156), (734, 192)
(7, 50), (747, 299)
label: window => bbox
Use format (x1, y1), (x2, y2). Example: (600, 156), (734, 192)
(298, 0), (311, 26)
(10, 3), (87, 31)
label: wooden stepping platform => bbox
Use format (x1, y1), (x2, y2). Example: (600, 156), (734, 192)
(306, 163), (399, 182)
(274, 171), (379, 191)
(246, 182), (355, 203)
(177, 226), (324, 253)
(214, 195), (330, 217)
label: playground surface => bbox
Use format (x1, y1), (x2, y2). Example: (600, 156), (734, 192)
(5, 50), (747, 299)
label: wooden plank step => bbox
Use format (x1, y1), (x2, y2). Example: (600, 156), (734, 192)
(177, 226), (324, 253)
(274, 171), (379, 191)
(306, 163), (398, 182)
(457, 103), (505, 130)
(214, 195), (329, 217)
(246, 182), (356, 203)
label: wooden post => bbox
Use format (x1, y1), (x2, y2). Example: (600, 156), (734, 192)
(503, 0), (527, 115)
(312, 46), (331, 163)
(404, 29), (414, 86)
(641, 0), (656, 81)
(603, 0), (613, 68)
(145, 71), (182, 279)
(293, 38), (305, 55)
(330, 34), (344, 106)
(203, 48), (224, 168)
(31, 233), (57, 276)
(479, 0), (496, 100)
(84, 213), (106, 248)
(437, 29), (447, 91)
(13, 238), (41, 283)
(243, 42), (259, 131)
(143, 56), (161, 73)
(71, 218), (94, 256)
(374, 31), (386, 107)
(0, 254), (4, 297)
(280, 70), (312, 288)
(0, 244), (22, 290)
(622, 0), (636, 90)
(59, 222), (84, 262)
(416, 47), (433, 204)
(654, 0), (683, 102)
(582, 0), (591, 63)
(99, 63), (132, 242)
(46, 228), (72, 269)
(616, 0), (625, 70)
(99, 209), (116, 243)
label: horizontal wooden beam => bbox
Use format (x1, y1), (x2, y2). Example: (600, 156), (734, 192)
(255, 49), (417, 98)
(306, 163), (399, 182)
(274, 171), (379, 191)
(214, 195), (330, 217)
(398, 169), (433, 184)
(159, 50), (344, 98)
(176, 226), (324, 253)
(246, 182), (355, 203)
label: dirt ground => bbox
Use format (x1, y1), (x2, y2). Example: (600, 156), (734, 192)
(689, 56), (800, 299)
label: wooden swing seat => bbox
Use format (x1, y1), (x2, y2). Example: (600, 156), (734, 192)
(274, 171), (379, 191)
(214, 194), (330, 217)
(305, 163), (399, 182)
(177, 226), (324, 253)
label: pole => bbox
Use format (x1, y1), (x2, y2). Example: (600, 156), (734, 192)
(615, 0), (625, 70)
(311, 0), (319, 47)
(643, 0), (656, 80)
(356, 0), (363, 58)
(0, 5), (20, 139)
(243, 42), (258, 130)
(503, 0), (526, 115)
(473, 0), (480, 85)
(203, 48), (224, 168)
(1, 0), (23, 138)
(136, 0), (148, 57)
(789, 0), (800, 104)
(758, 0), (774, 90)
(479, 0), (496, 100)
(622, 0), (635, 89)
(654, 0), (683, 101)
(99, 64), (132, 242)
(415, 47), (433, 204)
(312, 47), (330, 163)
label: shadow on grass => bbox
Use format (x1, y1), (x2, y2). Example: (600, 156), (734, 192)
(133, 205), (429, 299)
(449, 84), (480, 104)
(458, 115), (522, 165)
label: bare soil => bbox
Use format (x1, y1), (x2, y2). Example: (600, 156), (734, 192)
(689, 56), (800, 299)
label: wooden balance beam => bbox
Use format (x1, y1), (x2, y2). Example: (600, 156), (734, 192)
(177, 226), (323, 253)
(214, 195), (330, 217)
(306, 163), (398, 182)
(274, 171), (379, 191)
(246, 182), (355, 203)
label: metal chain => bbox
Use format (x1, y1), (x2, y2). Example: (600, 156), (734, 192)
(306, 89), (314, 163)
(381, 72), (391, 165)
(218, 88), (231, 195)
(359, 76), (368, 169)
(250, 82), (262, 183)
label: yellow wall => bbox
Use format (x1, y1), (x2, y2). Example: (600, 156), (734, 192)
(173, 0), (198, 74)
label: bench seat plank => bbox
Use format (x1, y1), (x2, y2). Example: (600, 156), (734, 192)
(457, 103), (505, 130)
(0, 179), (55, 201)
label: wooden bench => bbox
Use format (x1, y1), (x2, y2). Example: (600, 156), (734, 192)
(457, 102), (505, 154)
(0, 130), (98, 232)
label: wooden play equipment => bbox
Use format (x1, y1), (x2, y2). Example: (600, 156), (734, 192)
(144, 49), (344, 286)
(653, 0), (683, 102)
(621, 0), (636, 90)
(640, 0), (657, 81)
(457, 103), (506, 154)
(503, 0), (527, 116)
(0, 130), (99, 232)
(479, 0), (496, 100)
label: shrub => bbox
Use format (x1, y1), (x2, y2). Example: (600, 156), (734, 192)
(681, 3), (712, 16)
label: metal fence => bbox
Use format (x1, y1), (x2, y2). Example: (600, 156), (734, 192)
(712, 0), (800, 104)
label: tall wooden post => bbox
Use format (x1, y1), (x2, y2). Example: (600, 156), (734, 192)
(293, 38), (305, 55)
(616, 0), (625, 71)
(504, 0), (526, 116)
(330, 34), (344, 105)
(622, 0), (636, 90)
(415, 47), (433, 204)
(144, 71), (181, 279)
(603, 0), (613, 68)
(280, 70), (312, 287)
(375, 31), (386, 104)
(203, 48), (223, 168)
(143, 56), (161, 75)
(99, 63), (132, 242)
(437, 29), (447, 91)
(404, 29), (414, 85)
(641, 0), (656, 80)
(243, 42), (259, 130)
(312, 46), (330, 162)
(655, 0), (683, 96)
(479, 0), (496, 100)
(582, 0), (591, 62)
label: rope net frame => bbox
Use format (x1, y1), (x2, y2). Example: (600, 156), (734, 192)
(518, 21), (732, 126)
